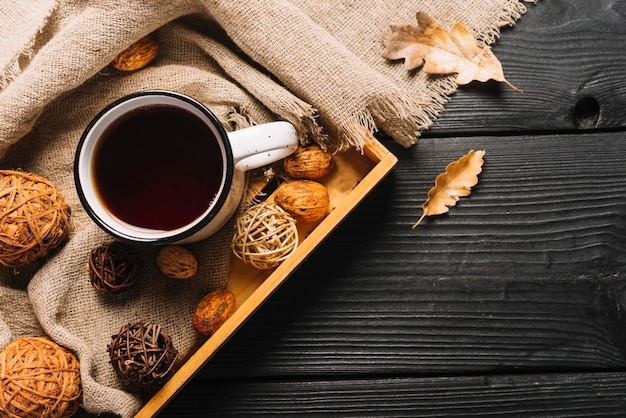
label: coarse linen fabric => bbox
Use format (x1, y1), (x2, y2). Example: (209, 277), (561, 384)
(0, 0), (532, 416)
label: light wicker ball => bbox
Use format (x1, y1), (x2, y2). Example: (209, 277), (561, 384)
(0, 337), (81, 418)
(231, 203), (299, 270)
(0, 170), (71, 268)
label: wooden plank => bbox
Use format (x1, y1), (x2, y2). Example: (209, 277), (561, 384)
(383, 132), (626, 275)
(185, 131), (626, 381)
(135, 141), (397, 417)
(156, 1), (626, 414)
(426, 0), (626, 135)
(160, 371), (626, 416)
(195, 272), (626, 379)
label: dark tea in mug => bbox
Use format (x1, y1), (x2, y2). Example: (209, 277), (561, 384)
(93, 104), (224, 231)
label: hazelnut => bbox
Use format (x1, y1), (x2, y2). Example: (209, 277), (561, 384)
(156, 245), (197, 279)
(274, 180), (330, 223)
(112, 34), (158, 71)
(283, 145), (332, 179)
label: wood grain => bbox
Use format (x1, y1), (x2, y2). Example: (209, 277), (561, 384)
(163, 372), (626, 416)
(186, 133), (626, 380)
(427, 0), (626, 135)
(135, 139), (396, 417)
(158, 0), (626, 415)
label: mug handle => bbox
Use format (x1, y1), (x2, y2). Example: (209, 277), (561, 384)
(228, 121), (299, 171)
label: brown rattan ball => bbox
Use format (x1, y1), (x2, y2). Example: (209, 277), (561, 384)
(231, 203), (299, 270)
(0, 170), (71, 268)
(88, 242), (141, 293)
(0, 336), (81, 418)
(108, 322), (179, 392)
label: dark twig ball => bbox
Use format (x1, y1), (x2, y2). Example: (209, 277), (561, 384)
(88, 242), (141, 293)
(108, 322), (179, 392)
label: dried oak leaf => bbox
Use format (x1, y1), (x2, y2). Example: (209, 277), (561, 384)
(382, 12), (522, 93)
(413, 149), (485, 228)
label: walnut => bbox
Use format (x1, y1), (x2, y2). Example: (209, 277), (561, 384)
(283, 145), (332, 179)
(112, 34), (159, 71)
(274, 180), (330, 223)
(156, 245), (197, 279)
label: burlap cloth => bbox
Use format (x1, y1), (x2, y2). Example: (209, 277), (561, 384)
(0, 0), (532, 416)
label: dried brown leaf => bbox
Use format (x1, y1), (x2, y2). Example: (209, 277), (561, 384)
(412, 149), (485, 228)
(382, 12), (522, 93)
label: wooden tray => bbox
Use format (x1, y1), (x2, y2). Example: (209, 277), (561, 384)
(135, 138), (397, 417)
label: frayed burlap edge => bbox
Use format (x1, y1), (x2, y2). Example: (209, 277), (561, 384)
(335, 0), (535, 151)
(0, 2), (58, 89)
(175, 23), (328, 147)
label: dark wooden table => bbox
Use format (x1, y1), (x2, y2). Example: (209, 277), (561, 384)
(160, 1), (626, 415)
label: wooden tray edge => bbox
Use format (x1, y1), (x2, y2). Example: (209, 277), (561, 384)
(135, 139), (397, 417)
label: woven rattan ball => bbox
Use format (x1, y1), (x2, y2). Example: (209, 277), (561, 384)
(0, 170), (71, 268)
(88, 242), (141, 293)
(108, 322), (179, 392)
(231, 203), (299, 270)
(0, 336), (81, 418)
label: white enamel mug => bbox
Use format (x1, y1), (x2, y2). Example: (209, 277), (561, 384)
(74, 90), (298, 244)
